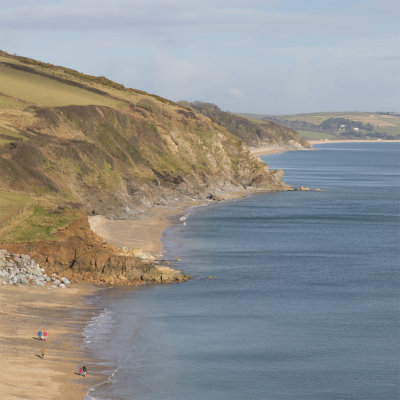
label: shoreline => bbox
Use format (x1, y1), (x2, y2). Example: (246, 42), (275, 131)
(0, 284), (104, 399)
(0, 190), (265, 400)
(251, 139), (400, 157)
(309, 139), (400, 144)
(2, 139), (398, 398)
(88, 189), (259, 257)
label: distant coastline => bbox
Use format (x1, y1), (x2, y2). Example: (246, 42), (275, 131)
(251, 139), (400, 157)
(308, 139), (400, 145)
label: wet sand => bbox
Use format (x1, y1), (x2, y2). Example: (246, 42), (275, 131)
(0, 284), (101, 399)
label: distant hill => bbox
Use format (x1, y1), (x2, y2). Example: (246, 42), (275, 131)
(240, 112), (400, 140)
(180, 101), (310, 150)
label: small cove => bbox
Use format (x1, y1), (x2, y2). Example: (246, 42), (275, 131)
(85, 142), (399, 400)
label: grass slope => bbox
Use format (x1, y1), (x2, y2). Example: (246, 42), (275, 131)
(0, 205), (79, 243)
(264, 112), (400, 139)
(0, 61), (123, 109)
(0, 50), (282, 243)
(0, 192), (30, 227)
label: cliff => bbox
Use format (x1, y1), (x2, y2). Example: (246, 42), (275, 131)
(1, 211), (187, 285)
(180, 101), (311, 150)
(0, 50), (291, 284)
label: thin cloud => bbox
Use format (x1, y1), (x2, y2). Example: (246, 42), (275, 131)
(0, 0), (397, 113)
(228, 88), (245, 99)
(0, 0), (359, 38)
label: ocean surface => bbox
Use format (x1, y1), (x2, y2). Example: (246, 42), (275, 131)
(85, 142), (399, 400)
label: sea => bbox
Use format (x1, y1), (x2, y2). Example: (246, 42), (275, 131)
(84, 142), (399, 400)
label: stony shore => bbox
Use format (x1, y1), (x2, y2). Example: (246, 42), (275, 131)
(0, 249), (71, 288)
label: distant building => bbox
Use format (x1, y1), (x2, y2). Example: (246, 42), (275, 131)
(353, 127), (360, 131)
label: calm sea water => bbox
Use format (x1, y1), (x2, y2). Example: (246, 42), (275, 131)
(85, 142), (399, 400)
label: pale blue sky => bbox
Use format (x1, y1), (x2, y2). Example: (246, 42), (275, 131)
(1, 0), (399, 114)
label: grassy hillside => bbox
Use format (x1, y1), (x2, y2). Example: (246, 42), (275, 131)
(0, 51), (288, 243)
(180, 101), (310, 149)
(244, 112), (400, 140)
(0, 192), (30, 227)
(0, 60), (123, 109)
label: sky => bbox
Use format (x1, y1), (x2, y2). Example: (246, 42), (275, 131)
(0, 0), (399, 114)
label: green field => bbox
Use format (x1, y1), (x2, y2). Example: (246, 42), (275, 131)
(296, 130), (337, 139)
(0, 63), (123, 109)
(285, 115), (328, 125)
(0, 202), (79, 243)
(374, 126), (400, 137)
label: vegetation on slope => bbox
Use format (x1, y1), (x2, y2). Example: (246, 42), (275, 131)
(180, 101), (310, 149)
(0, 204), (79, 243)
(0, 192), (30, 227)
(0, 51), (288, 242)
(246, 112), (400, 140)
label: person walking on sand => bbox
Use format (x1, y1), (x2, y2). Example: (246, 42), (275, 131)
(82, 365), (87, 377)
(41, 346), (45, 359)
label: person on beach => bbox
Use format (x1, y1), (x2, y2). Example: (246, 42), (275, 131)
(82, 365), (87, 377)
(40, 347), (45, 359)
(37, 330), (42, 341)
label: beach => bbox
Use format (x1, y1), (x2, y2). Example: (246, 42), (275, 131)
(0, 284), (101, 399)
(1, 140), (398, 399)
(83, 141), (400, 399)
(251, 139), (400, 157)
(309, 139), (400, 145)
(0, 195), (248, 399)
(88, 207), (185, 255)
(250, 145), (294, 156)
(87, 190), (257, 254)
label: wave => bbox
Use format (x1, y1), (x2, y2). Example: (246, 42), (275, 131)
(83, 308), (116, 345)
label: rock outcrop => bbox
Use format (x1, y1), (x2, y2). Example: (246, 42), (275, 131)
(1, 211), (188, 286)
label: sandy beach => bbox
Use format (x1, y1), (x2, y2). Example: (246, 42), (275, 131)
(88, 206), (186, 255)
(1, 138), (398, 399)
(251, 139), (400, 156)
(250, 145), (293, 156)
(308, 139), (400, 145)
(88, 189), (254, 255)
(90, 140), (400, 253)
(0, 284), (102, 399)
(0, 192), (254, 399)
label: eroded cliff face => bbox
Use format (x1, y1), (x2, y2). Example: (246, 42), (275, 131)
(0, 51), (292, 285)
(1, 211), (187, 285)
(1, 103), (289, 218)
(179, 101), (311, 150)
